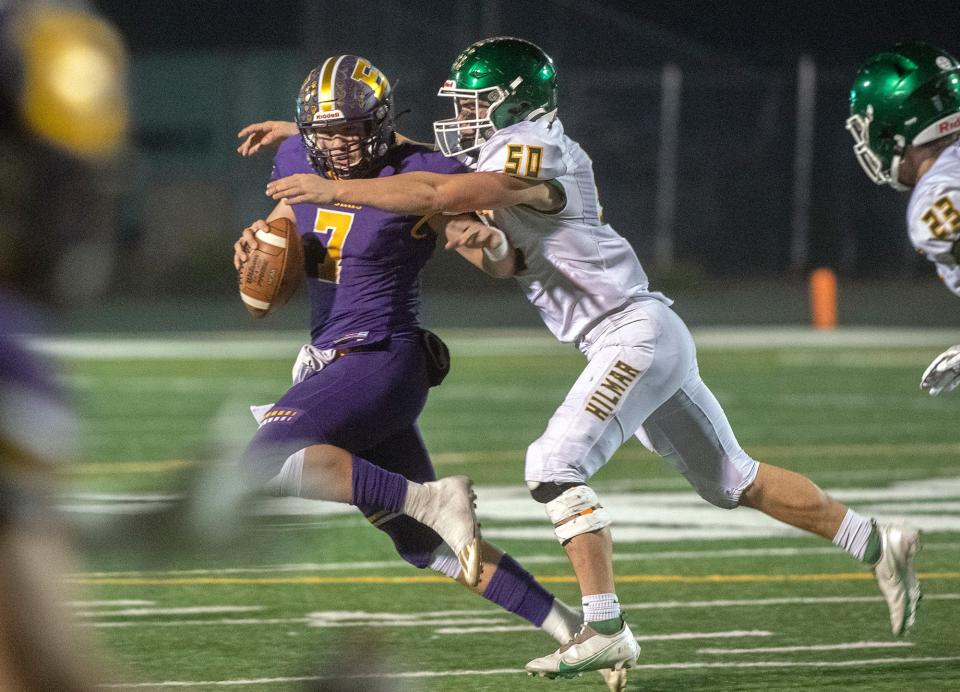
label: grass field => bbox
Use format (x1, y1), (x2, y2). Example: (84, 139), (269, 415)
(48, 328), (960, 691)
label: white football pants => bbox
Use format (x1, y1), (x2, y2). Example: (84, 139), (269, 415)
(524, 298), (759, 509)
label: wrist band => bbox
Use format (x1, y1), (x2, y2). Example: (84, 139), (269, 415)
(482, 228), (510, 262)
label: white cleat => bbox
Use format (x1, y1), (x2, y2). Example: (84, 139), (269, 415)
(872, 521), (921, 636)
(564, 607), (627, 690)
(404, 475), (482, 587)
(525, 621), (640, 679)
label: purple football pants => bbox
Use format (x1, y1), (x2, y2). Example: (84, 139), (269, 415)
(243, 337), (444, 567)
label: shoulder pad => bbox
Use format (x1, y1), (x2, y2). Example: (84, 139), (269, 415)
(477, 122), (567, 180)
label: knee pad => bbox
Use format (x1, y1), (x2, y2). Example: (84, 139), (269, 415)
(527, 480), (582, 504)
(264, 448), (305, 497)
(541, 484), (612, 545)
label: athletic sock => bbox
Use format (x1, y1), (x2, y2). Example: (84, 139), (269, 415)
(863, 521), (882, 564)
(832, 509), (877, 563)
(540, 598), (582, 644)
(481, 554), (555, 628)
(583, 592), (622, 634)
(589, 616), (624, 636)
(349, 454), (407, 512)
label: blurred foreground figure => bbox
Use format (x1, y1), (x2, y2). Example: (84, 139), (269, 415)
(847, 42), (960, 395)
(0, 317), (100, 691)
(0, 1), (127, 689)
(0, 0), (127, 304)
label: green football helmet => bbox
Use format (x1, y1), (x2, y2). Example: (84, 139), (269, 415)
(847, 41), (960, 190)
(434, 36), (558, 157)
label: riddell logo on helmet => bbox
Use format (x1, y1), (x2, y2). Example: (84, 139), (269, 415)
(940, 115), (960, 134)
(311, 110), (344, 122)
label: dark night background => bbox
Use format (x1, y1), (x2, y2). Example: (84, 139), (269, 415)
(78, 1), (960, 326)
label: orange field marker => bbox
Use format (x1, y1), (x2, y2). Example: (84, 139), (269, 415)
(810, 268), (837, 330)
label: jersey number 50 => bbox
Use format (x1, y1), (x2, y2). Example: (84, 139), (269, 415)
(504, 144), (543, 178)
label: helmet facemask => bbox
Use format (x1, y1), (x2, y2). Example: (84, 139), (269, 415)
(299, 108), (393, 180)
(434, 84), (508, 157)
(845, 107), (910, 191)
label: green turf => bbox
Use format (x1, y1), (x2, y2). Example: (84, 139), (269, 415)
(60, 334), (960, 690)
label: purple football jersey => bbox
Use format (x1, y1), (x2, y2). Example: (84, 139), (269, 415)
(271, 138), (467, 347)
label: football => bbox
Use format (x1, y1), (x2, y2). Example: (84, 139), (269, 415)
(237, 217), (304, 318)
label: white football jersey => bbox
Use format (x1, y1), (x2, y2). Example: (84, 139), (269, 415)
(474, 119), (668, 343)
(907, 140), (960, 296)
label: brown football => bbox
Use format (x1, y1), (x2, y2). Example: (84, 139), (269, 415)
(237, 217), (304, 318)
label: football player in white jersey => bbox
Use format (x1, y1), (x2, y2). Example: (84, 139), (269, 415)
(268, 37), (921, 680)
(847, 41), (960, 395)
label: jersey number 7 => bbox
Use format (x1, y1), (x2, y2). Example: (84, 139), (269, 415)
(313, 209), (355, 283)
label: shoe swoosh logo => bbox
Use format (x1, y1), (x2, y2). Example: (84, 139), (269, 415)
(557, 644), (616, 673)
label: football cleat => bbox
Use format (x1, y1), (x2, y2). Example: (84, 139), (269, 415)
(566, 608), (628, 691)
(525, 621), (639, 679)
(872, 522), (922, 636)
(405, 475), (482, 587)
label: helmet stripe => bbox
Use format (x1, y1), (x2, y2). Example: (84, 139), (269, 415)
(318, 56), (339, 112)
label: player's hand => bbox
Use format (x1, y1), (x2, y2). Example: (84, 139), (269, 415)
(920, 344), (960, 395)
(233, 220), (268, 270)
(444, 222), (505, 251)
(236, 121), (298, 157)
(266, 174), (334, 205)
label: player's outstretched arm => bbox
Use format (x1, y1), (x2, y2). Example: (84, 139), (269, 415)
(266, 170), (559, 216)
(237, 120), (298, 157)
(428, 214), (518, 278)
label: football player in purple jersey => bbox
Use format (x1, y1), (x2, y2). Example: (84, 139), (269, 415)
(233, 55), (602, 666)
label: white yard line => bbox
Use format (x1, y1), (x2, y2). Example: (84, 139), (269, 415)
(435, 626), (772, 639)
(306, 617), (509, 629)
(624, 594), (960, 611)
(68, 600), (155, 607)
(698, 641), (914, 655)
(28, 327), (960, 361)
(98, 656), (960, 688)
(60, 475), (960, 544)
(86, 618), (310, 629)
(71, 543), (960, 579)
(77, 606), (265, 618)
(80, 596), (960, 630)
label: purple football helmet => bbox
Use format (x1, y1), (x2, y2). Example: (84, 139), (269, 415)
(296, 55), (395, 179)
